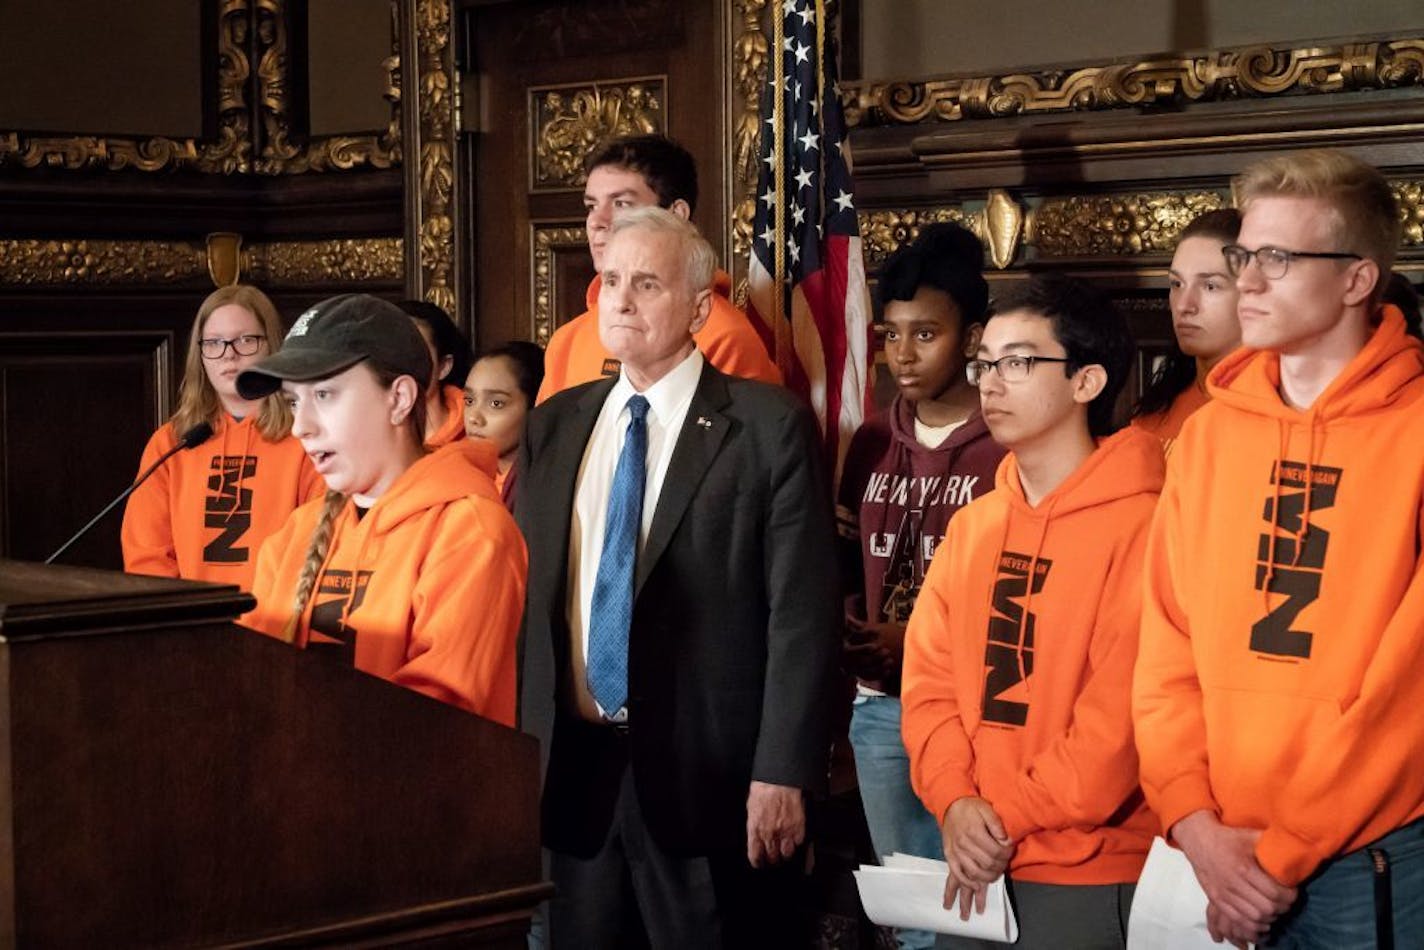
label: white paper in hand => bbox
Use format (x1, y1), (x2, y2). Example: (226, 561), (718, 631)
(1128, 837), (1241, 949)
(854, 853), (1018, 942)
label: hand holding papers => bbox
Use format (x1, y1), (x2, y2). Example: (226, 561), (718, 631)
(854, 853), (1019, 943)
(1128, 837), (1241, 949)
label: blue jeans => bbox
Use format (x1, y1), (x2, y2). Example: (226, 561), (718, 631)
(851, 694), (945, 950)
(1265, 816), (1424, 949)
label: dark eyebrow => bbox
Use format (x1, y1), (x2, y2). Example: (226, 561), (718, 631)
(976, 341), (1041, 356)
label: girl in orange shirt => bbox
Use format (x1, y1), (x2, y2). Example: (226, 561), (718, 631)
(463, 340), (545, 507)
(1132, 209), (1242, 452)
(398, 299), (474, 449)
(121, 285), (322, 587)
(240, 294), (525, 725)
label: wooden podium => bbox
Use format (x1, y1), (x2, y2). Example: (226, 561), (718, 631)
(0, 560), (549, 948)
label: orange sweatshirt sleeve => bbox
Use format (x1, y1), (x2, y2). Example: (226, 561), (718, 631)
(395, 498), (527, 727)
(901, 523), (979, 823)
(121, 426), (180, 578)
(1133, 470), (1219, 834)
(240, 503), (312, 636)
(1254, 525), (1424, 885)
(698, 298), (783, 387)
(536, 314), (582, 405)
(993, 519), (1153, 844)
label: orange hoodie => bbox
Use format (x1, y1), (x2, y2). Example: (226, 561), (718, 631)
(535, 269), (783, 403)
(121, 415), (323, 588)
(242, 440), (526, 727)
(425, 383), (467, 449)
(902, 426), (1164, 885)
(1135, 305), (1424, 886)
(1132, 381), (1209, 455)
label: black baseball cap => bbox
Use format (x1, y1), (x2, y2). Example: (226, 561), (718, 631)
(238, 294), (434, 399)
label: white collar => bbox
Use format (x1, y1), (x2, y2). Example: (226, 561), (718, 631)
(607, 347), (704, 422)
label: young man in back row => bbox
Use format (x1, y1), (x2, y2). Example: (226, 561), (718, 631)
(902, 274), (1163, 949)
(537, 134), (781, 402)
(1134, 149), (1424, 947)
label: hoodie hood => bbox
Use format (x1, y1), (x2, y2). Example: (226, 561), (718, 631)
(997, 425), (1165, 520)
(888, 394), (992, 456)
(1208, 305), (1423, 422)
(367, 439), (501, 535)
(585, 268), (734, 310)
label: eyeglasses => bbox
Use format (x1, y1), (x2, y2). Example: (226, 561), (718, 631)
(1221, 244), (1362, 280)
(965, 355), (1072, 386)
(199, 334), (267, 360)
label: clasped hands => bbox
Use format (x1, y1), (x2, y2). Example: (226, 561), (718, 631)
(941, 796), (1013, 921)
(1173, 810), (1297, 948)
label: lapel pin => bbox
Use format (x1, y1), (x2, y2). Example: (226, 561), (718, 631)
(696, 416), (713, 428)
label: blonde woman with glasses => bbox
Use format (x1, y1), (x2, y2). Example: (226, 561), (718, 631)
(122, 285), (323, 588)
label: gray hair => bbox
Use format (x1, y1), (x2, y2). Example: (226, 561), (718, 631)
(608, 205), (718, 294)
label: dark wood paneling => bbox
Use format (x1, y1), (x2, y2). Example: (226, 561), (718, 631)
(0, 325), (173, 568)
(462, 0), (729, 350)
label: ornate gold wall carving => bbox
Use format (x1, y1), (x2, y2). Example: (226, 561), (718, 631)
(844, 37), (1424, 127)
(860, 191), (1024, 270)
(0, 0), (252, 174)
(729, 0), (769, 263)
(244, 238), (405, 284)
(531, 78), (666, 191)
(1026, 192), (1228, 257)
(254, 0), (402, 174)
(408, 0), (458, 312)
(1396, 181), (1424, 247)
(531, 224), (588, 346)
(0, 240), (207, 286)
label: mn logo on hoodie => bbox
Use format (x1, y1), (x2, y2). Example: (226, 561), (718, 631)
(1254, 460), (1342, 660)
(204, 455), (257, 564)
(309, 569), (374, 664)
(983, 551), (1052, 727)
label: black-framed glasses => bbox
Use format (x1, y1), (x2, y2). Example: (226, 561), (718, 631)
(199, 334), (267, 360)
(1221, 244), (1362, 280)
(966, 355), (1072, 386)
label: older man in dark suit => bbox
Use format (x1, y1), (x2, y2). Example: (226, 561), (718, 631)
(516, 206), (837, 948)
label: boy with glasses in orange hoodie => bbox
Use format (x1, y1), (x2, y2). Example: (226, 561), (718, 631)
(902, 274), (1163, 948)
(1134, 149), (1424, 948)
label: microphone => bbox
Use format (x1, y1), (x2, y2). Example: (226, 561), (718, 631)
(45, 422), (215, 565)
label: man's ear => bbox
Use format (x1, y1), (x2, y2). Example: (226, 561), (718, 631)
(1341, 258), (1382, 309)
(1071, 363), (1108, 406)
(667, 198), (692, 221)
(689, 289), (714, 335)
(389, 375), (422, 426)
(962, 323), (984, 357)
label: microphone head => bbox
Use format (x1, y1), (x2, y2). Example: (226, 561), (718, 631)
(180, 422), (215, 449)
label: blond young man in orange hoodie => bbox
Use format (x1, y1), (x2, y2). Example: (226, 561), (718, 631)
(1134, 150), (1424, 948)
(902, 275), (1163, 949)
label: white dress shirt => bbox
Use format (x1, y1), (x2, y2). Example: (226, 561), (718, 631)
(567, 347), (704, 721)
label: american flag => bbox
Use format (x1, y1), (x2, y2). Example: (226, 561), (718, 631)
(745, 0), (872, 469)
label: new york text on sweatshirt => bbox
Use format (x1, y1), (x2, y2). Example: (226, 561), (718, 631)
(122, 414), (323, 588)
(838, 396), (1005, 628)
(1134, 304), (1424, 887)
(902, 426), (1164, 885)
(243, 440), (526, 726)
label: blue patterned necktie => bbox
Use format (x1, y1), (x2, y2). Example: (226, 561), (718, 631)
(587, 394), (650, 717)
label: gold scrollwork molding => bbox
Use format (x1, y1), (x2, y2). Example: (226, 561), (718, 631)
(729, 0), (769, 264)
(1395, 181), (1424, 247)
(0, 0), (252, 173)
(244, 238), (405, 285)
(844, 37), (1424, 126)
(530, 224), (588, 347)
(254, 0), (402, 174)
(531, 77), (666, 191)
(0, 240), (207, 286)
(861, 191), (1025, 270)
(404, 0), (458, 313)
(1026, 192), (1228, 258)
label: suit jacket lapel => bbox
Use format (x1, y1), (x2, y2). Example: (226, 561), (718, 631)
(636, 364), (732, 595)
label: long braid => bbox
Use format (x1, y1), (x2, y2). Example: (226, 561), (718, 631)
(280, 490), (347, 643)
